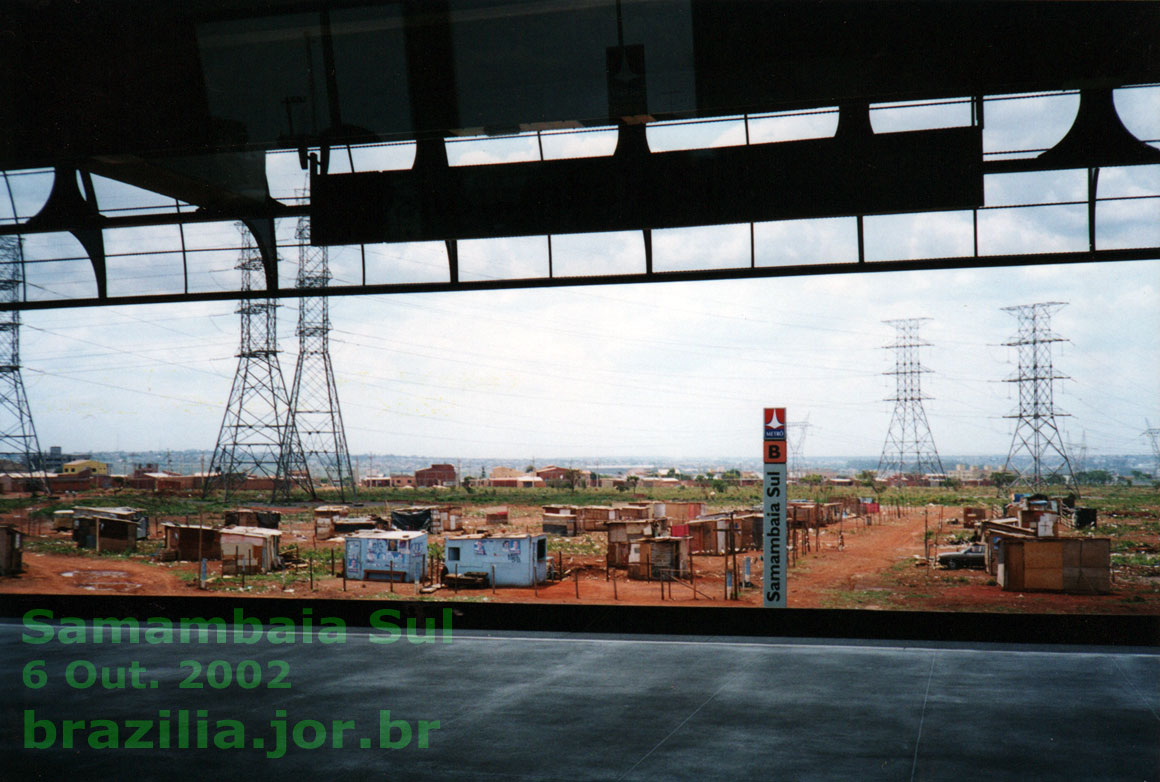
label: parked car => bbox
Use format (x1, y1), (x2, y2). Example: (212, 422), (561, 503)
(938, 543), (985, 570)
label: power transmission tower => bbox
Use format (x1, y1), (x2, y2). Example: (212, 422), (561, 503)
(205, 227), (310, 501)
(0, 236), (48, 494)
(1144, 420), (1160, 481)
(1001, 301), (1077, 491)
(282, 216), (356, 500)
(787, 418), (811, 480)
(877, 318), (946, 480)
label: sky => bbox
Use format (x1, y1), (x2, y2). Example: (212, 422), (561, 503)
(3, 89), (1158, 465)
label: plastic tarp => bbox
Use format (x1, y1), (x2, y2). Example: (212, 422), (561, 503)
(390, 508), (432, 531)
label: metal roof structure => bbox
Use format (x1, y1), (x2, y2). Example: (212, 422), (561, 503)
(1, 0), (1158, 310)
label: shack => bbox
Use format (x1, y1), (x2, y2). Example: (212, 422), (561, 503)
(614, 503), (652, 520)
(978, 519), (1038, 576)
(0, 524), (21, 575)
(429, 505), (462, 534)
(998, 537), (1111, 594)
(221, 526), (282, 574)
(52, 509), (74, 531)
(74, 507), (148, 540)
(606, 519), (665, 568)
(73, 513), (143, 552)
(161, 523), (222, 561)
(962, 507), (986, 529)
(444, 533), (548, 587)
(541, 512), (577, 537)
(313, 505), (349, 539)
(333, 515), (379, 536)
(576, 505), (615, 531)
(658, 501), (707, 523)
(224, 508), (280, 529)
(628, 536), (691, 581)
(390, 507), (433, 531)
(484, 506), (509, 526)
(344, 530), (427, 582)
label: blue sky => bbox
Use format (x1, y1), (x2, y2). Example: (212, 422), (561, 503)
(3, 89), (1158, 463)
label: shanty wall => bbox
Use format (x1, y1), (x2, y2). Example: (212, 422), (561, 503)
(73, 518), (138, 551)
(345, 534), (427, 582)
(445, 536), (547, 586)
(221, 531), (280, 574)
(0, 525), (21, 575)
(1000, 538), (1111, 594)
(163, 526), (222, 560)
(628, 538), (691, 581)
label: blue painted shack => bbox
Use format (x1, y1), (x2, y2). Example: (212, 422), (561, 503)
(444, 533), (548, 587)
(344, 530), (427, 582)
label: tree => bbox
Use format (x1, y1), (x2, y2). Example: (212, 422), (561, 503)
(990, 471), (1016, 490)
(562, 468), (584, 492)
(625, 475), (640, 492)
(856, 469), (884, 497)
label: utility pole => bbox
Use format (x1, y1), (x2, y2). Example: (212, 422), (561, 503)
(1001, 302), (1077, 492)
(0, 236), (49, 494)
(877, 318), (945, 482)
(206, 226), (310, 501)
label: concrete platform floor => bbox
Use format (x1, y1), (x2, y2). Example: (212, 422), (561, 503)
(4, 625), (1158, 780)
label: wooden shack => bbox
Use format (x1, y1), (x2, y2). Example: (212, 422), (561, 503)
(52, 509), (74, 531)
(614, 503), (652, 520)
(628, 536), (691, 581)
(998, 538), (1111, 594)
(658, 501), (707, 523)
(224, 508), (281, 529)
(962, 507), (986, 528)
(0, 524), (22, 575)
(542, 513), (577, 537)
(161, 523), (222, 561)
(606, 519), (665, 568)
(221, 526), (282, 574)
(484, 506), (509, 526)
(576, 505), (615, 531)
(333, 515), (379, 536)
(73, 514), (141, 552)
(73, 507), (148, 541)
(313, 505), (349, 539)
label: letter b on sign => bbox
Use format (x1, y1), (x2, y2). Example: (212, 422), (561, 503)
(764, 441), (786, 464)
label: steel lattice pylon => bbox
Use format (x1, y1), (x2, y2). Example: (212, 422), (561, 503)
(1143, 420), (1160, 482)
(786, 420), (811, 480)
(205, 227), (311, 501)
(1001, 302), (1077, 491)
(0, 236), (48, 494)
(877, 318), (945, 480)
(282, 216), (356, 500)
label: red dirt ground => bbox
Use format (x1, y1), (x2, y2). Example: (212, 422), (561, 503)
(3, 504), (1158, 614)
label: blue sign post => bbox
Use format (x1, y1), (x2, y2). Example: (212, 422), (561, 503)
(763, 408), (787, 608)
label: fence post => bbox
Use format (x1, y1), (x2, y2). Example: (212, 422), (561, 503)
(491, 565), (496, 594)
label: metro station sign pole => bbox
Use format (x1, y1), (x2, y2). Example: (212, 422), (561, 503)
(763, 408), (787, 608)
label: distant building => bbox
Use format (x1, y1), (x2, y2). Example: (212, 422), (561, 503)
(415, 463), (456, 487)
(38, 446), (91, 473)
(62, 459), (108, 476)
